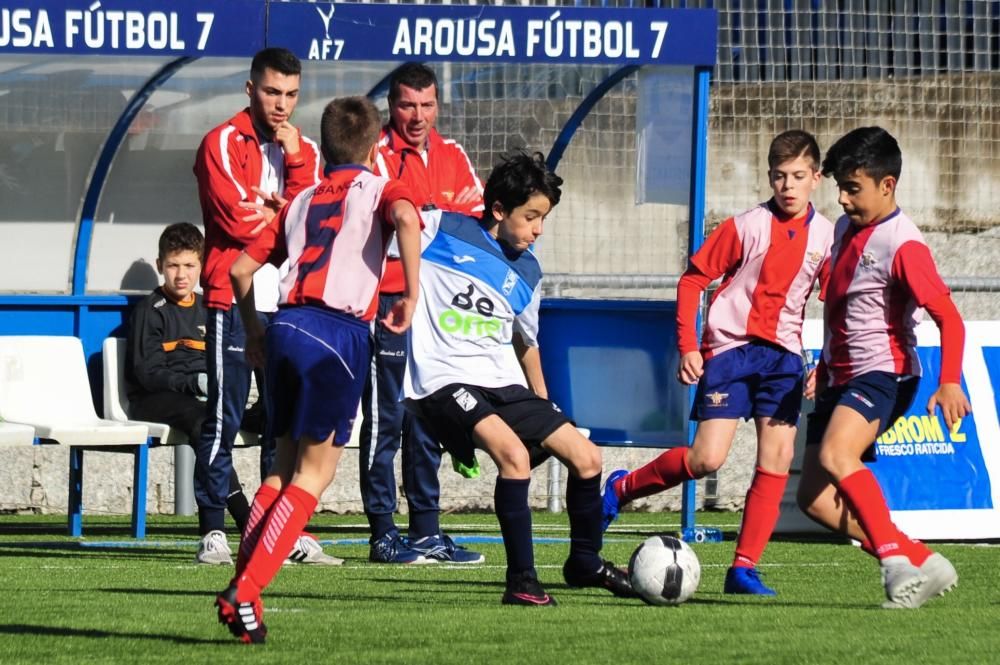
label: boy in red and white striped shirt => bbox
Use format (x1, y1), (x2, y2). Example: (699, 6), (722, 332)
(214, 97), (422, 643)
(603, 130), (833, 595)
(797, 126), (970, 609)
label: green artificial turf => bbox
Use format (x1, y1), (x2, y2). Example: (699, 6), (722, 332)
(0, 512), (996, 664)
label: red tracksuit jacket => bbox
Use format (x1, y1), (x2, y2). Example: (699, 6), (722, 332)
(373, 125), (483, 293)
(193, 108), (320, 310)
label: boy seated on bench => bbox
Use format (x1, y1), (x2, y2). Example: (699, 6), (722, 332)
(126, 222), (339, 566)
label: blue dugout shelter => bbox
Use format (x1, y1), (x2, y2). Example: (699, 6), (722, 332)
(0, 0), (718, 531)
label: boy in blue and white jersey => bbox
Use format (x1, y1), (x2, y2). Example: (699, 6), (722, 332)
(403, 152), (635, 606)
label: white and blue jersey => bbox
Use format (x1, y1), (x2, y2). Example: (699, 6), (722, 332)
(404, 210), (542, 400)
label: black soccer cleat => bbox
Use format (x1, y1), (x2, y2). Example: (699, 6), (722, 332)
(215, 584), (267, 644)
(563, 559), (638, 599)
(502, 569), (558, 606)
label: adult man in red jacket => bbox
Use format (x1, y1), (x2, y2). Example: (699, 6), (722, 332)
(192, 47), (329, 565)
(361, 63), (485, 564)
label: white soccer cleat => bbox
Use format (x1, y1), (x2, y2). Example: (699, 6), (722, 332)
(880, 555), (929, 609)
(196, 529), (234, 565)
(285, 535), (344, 566)
(914, 553), (958, 604)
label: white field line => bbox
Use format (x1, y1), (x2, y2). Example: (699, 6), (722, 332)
(11, 560), (850, 573)
(437, 562), (850, 571)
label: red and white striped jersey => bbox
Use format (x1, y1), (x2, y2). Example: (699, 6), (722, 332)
(822, 208), (950, 386)
(691, 201), (834, 358)
(244, 165), (417, 322)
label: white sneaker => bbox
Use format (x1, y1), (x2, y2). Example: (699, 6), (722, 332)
(285, 535), (344, 566)
(880, 555), (928, 608)
(196, 530), (233, 565)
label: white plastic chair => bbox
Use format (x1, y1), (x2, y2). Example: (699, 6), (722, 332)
(0, 335), (149, 537)
(102, 337), (259, 446)
(102, 337), (187, 444)
(103, 337), (264, 517)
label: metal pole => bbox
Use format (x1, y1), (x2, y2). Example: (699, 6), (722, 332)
(546, 456), (562, 513)
(681, 65), (713, 532)
(174, 444), (196, 516)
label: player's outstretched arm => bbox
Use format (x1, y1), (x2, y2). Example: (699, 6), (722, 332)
(238, 186), (288, 233)
(927, 383), (972, 432)
(892, 243), (971, 428)
(382, 199), (421, 334)
(230, 252), (266, 368)
(675, 218), (742, 363)
(513, 333), (548, 399)
(921, 293), (971, 430)
(677, 351), (704, 385)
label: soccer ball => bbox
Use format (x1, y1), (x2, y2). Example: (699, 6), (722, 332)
(628, 535), (701, 605)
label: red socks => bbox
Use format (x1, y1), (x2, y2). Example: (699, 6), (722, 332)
(615, 448), (694, 503)
(236, 483), (280, 576)
(900, 538), (933, 567)
(732, 467), (788, 568)
(234, 484), (318, 602)
(858, 536), (932, 567)
(836, 469), (904, 560)
(824, 470), (932, 566)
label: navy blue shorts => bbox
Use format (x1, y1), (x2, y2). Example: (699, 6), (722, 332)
(805, 371), (919, 460)
(406, 384), (572, 468)
(265, 305), (371, 446)
(691, 341), (805, 424)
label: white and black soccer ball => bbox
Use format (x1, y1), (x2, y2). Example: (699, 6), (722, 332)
(628, 535), (701, 605)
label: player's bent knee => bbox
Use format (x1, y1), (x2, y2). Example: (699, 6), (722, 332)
(760, 440), (796, 473)
(816, 447), (852, 480)
(565, 444), (602, 479)
(493, 443), (531, 478)
(543, 425), (602, 478)
(687, 453), (724, 478)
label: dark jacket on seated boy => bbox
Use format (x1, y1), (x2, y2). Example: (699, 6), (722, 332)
(125, 222), (255, 558)
(127, 226), (210, 439)
(128, 285), (207, 402)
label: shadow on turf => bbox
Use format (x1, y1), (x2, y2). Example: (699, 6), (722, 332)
(0, 542), (191, 561)
(99, 585), (756, 608)
(363, 576), (734, 605)
(0, 522), (195, 537)
(0, 521), (372, 538)
(101, 587), (430, 604)
(0, 623), (229, 645)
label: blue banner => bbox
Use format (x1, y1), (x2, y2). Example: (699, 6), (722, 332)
(983, 346), (1000, 421)
(868, 346), (992, 511)
(0, 0), (263, 56)
(0, 1), (718, 65)
(270, 3), (717, 65)
(784, 321), (1000, 539)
